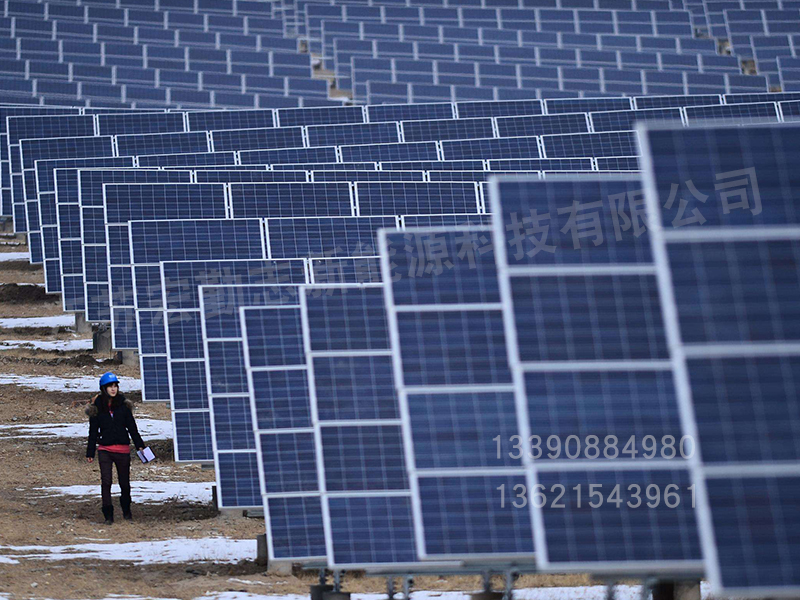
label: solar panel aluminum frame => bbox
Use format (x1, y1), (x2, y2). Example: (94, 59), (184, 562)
(299, 282), (445, 572)
(488, 175), (705, 577)
(378, 226), (536, 566)
(638, 122), (800, 597)
(240, 302), (328, 566)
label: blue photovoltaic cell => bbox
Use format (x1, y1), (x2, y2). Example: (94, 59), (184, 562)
(302, 285), (414, 568)
(491, 176), (702, 572)
(241, 303), (326, 562)
(380, 228), (534, 561)
(355, 182), (480, 216)
(266, 216), (398, 258)
(229, 183), (354, 218)
(159, 260), (306, 467)
(541, 131), (639, 158)
(641, 124), (800, 595)
(173, 411), (214, 462)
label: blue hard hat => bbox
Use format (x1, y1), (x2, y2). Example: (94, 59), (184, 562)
(99, 372), (120, 389)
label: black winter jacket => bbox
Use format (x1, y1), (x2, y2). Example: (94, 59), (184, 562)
(85, 394), (145, 458)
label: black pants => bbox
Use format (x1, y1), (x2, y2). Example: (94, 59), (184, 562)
(98, 450), (131, 510)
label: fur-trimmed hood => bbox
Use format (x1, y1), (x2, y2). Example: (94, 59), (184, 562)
(86, 395), (133, 418)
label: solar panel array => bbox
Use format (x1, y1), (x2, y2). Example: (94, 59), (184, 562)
(3, 0), (799, 592)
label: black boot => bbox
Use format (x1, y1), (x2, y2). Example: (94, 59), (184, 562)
(102, 504), (114, 525)
(120, 496), (132, 521)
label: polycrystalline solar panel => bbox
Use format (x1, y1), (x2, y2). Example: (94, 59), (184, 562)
(440, 136), (541, 161)
(683, 102), (781, 125)
(589, 108), (683, 132)
(301, 284), (419, 568)
(16, 136), (114, 233)
(196, 170), (309, 183)
(456, 99), (543, 118)
(489, 177), (703, 573)
(634, 94), (723, 109)
(366, 102), (455, 123)
(115, 131), (211, 157)
(488, 158), (593, 171)
(96, 111), (187, 136)
(401, 118), (495, 143)
(276, 105), (365, 128)
(379, 227), (535, 561)
(7, 114), (95, 147)
(306, 122), (400, 147)
(495, 113), (589, 138)
(160, 260), (307, 463)
(545, 97), (633, 114)
(138, 151), (237, 168)
(65, 169), (189, 314)
(340, 141), (440, 163)
(542, 131), (639, 158)
(310, 170), (425, 182)
(640, 123), (800, 596)
(229, 183), (355, 218)
(355, 182), (481, 216)
(380, 160), (483, 171)
(212, 127), (305, 152)
(201, 259), (383, 509)
(401, 214), (492, 228)
(188, 109), (276, 131)
(241, 303), (327, 562)
(265, 216), (399, 258)
(131, 218), (266, 404)
(100, 183), (228, 339)
(272, 162), (377, 171)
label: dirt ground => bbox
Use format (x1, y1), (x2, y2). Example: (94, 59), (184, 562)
(0, 243), (592, 600)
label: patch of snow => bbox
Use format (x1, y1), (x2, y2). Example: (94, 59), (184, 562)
(0, 339), (93, 351)
(0, 418), (172, 440)
(0, 555), (19, 564)
(0, 537), (255, 564)
(0, 373), (142, 392)
(33, 481), (212, 504)
(0, 252), (29, 262)
(0, 315), (75, 329)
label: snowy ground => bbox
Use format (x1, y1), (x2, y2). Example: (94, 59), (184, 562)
(0, 315), (76, 328)
(0, 584), (718, 600)
(0, 339), (93, 351)
(0, 537), (255, 565)
(0, 418), (172, 439)
(32, 481), (212, 504)
(0, 252), (29, 262)
(0, 373), (142, 392)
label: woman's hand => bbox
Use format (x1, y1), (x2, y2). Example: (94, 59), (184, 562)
(87, 457), (93, 463)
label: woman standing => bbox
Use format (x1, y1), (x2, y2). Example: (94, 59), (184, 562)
(86, 372), (145, 524)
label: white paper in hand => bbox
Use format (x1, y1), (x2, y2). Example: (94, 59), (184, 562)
(137, 447), (156, 463)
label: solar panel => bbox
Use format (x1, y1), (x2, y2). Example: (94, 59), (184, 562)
(229, 183), (355, 218)
(131, 218), (267, 404)
(541, 131), (639, 158)
(300, 283), (419, 568)
(355, 182), (481, 216)
(401, 118), (495, 143)
(488, 176), (703, 573)
(160, 260), (307, 462)
(265, 216), (399, 259)
(100, 183), (228, 343)
(683, 102), (781, 125)
(241, 302), (327, 562)
(496, 113), (590, 138)
(201, 258), (383, 510)
(310, 170), (426, 182)
(441, 136), (541, 161)
(379, 226), (536, 562)
(639, 123), (800, 596)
